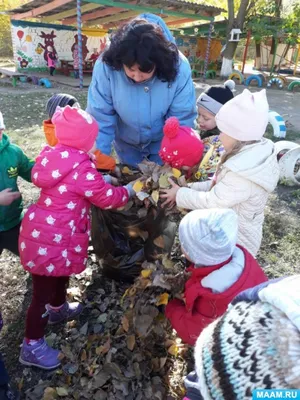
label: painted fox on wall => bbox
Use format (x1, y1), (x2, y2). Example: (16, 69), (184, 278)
(39, 31), (57, 63)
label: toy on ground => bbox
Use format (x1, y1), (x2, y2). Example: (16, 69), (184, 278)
(268, 111), (286, 139)
(288, 81), (300, 91)
(38, 78), (52, 88)
(245, 74), (263, 88)
(27, 76), (39, 85)
(228, 70), (244, 84)
(267, 77), (284, 89)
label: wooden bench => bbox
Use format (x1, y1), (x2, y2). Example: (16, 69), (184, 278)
(0, 68), (26, 87)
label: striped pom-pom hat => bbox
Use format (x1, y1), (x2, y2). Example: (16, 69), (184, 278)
(193, 276), (300, 399)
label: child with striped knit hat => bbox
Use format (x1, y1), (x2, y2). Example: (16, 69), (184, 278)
(184, 275), (300, 399)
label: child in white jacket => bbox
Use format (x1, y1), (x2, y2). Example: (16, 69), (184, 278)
(161, 89), (279, 257)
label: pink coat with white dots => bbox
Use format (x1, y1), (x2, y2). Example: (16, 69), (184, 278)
(19, 145), (129, 277)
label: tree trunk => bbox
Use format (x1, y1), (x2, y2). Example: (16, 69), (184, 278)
(255, 41), (261, 70)
(220, 0), (251, 77)
(221, 41), (239, 77)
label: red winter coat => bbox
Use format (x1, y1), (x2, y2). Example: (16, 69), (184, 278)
(165, 246), (268, 345)
(19, 145), (128, 277)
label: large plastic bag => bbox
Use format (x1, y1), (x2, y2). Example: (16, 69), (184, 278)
(91, 204), (177, 282)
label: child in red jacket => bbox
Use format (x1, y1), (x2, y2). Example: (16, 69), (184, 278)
(165, 208), (268, 346)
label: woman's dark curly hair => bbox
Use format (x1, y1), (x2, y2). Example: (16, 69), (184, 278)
(102, 18), (179, 82)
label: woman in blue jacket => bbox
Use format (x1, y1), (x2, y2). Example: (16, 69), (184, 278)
(87, 14), (197, 167)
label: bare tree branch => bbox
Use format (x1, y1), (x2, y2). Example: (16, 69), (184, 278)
(227, 0), (235, 33)
(237, 0), (251, 28)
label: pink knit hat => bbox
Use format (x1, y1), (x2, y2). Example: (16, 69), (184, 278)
(215, 89), (269, 141)
(159, 117), (204, 168)
(52, 106), (98, 152)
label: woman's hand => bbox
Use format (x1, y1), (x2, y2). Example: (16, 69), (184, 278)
(160, 179), (180, 208)
(0, 188), (21, 206)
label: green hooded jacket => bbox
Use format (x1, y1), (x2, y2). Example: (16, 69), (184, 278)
(0, 134), (34, 232)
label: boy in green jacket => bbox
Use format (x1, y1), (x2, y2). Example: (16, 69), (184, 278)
(0, 111), (34, 257)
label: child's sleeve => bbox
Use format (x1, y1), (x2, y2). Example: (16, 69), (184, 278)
(176, 171), (251, 210)
(188, 181), (211, 192)
(75, 162), (129, 209)
(18, 148), (35, 182)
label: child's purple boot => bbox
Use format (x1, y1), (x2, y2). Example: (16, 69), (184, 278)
(19, 338), (61, 370)
(46, 302), (83, 325)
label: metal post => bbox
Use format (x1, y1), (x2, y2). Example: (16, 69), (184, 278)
(77, 0), (83, 89)
(203, 21), (214, 81)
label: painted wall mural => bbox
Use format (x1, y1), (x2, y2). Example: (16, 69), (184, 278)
(11, 20), (108, 71)
(175, 35), (222, 65)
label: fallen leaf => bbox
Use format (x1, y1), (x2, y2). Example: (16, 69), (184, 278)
(161, 255), (175, 269)
(133, 180), (144, 193)
(56, 387), (68, 397)
(137, 207), (148, 218)
(79, 322), (88, 335)
(93, 370), (110, 389)
(168, 344), (179, 357)
(156, 293), (169, 306)
(172, 168), (181, 178)
(122, 316), (129, 332)
(160, 357), (167, 369)
(158, 174), (170, 189)
(81, 349), (87, 362)
(96, 338), (111, 356)
(136, 191), (150, 201)
(122, 166), (134, 175)
(153, 235), (165, 249)
(141, 269), (152, 278)
(126, 335), (136, 351)
(43, 387), (57, 400)
(178, 175), (188, 187)
(151, 190), (159, 204)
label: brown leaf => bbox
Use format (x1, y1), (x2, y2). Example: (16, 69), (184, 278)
(160, 357), (167, 369)
(80, 349), (87, 362)
(96, 338), (111, 356)
(93, 370), (110, 389)
(126, 335), (136, 351)
(156, 293), (169, 306)
(153, 235), (165, 249)
(122, 316), (129, 332)
(43, 388), (57, 400)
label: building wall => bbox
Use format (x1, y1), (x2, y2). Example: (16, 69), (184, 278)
(11, 20), (108, 71)
(175, 35), (222, 64)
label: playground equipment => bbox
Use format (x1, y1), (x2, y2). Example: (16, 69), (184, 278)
(277, 146), (300, 185)
(268, 111), (287, 139)
(205, 69), (216, 79)
(228, 70), (244, 84)
(245, 74), (263, 87)
(267, 77), (284, 89)
(288, 81), (300, 91)
(38, 78), (52, 88)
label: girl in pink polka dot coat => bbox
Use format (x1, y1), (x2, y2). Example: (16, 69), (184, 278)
(18, 106), (133, 370)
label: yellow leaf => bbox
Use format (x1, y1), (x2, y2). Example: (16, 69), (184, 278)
(153, 235), (165, 249)
(168, 344), (179, 357)
(122, 316), (129, 332)
(126, 335), (136, 351)
(156, 293), (169, 306)
(159, 174), (170, 189)
(151, 190), (159, 204)
(141, 269), (152, 278)
(133, 180), (144, 193)
(162, 255), (174, 269)
(122, 166), (134, 175)
(172, 168), (181, 178)
(56, 387), (68, 397)
(199, 144), (214, 169)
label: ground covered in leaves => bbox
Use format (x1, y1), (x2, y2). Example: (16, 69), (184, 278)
(0, 88), (300, 399)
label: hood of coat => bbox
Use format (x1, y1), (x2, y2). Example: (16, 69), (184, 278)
(224, 138), (279, 192)
(138, 13), (176, 44)
(31, 145), (90, 189)
(0, 133), (10, 153)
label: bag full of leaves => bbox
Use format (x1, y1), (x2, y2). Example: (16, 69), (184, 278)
(91, 161), (187, 282)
